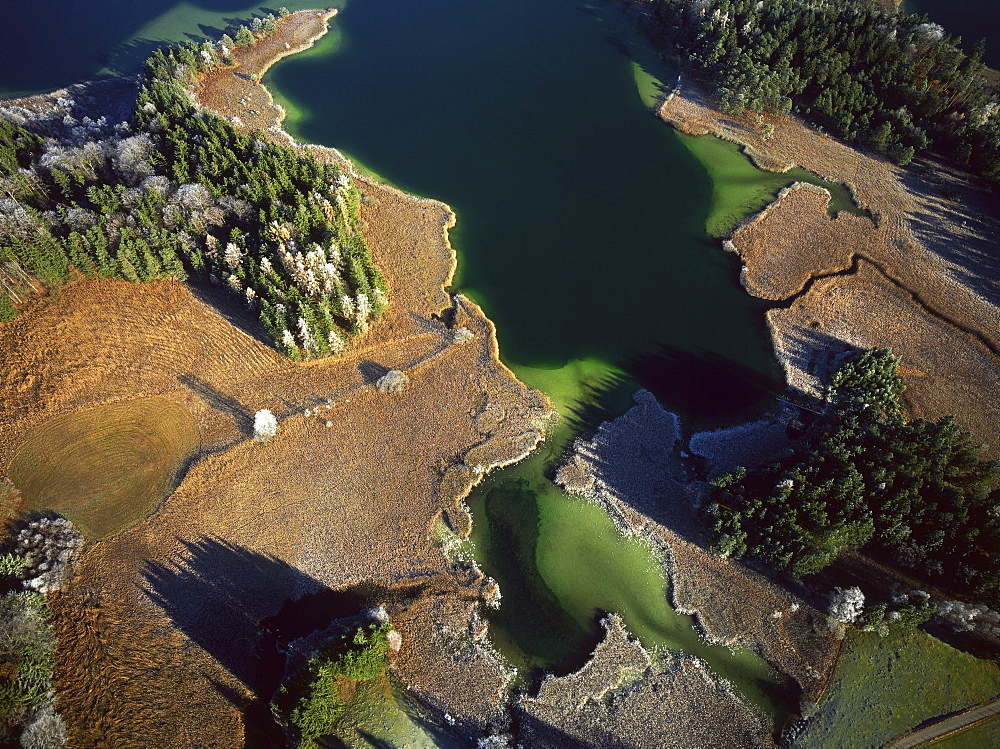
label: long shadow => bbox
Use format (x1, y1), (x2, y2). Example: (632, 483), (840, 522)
(142, 537), (379, 747)
(188, 281), (275, 349)
(178, 373), (254, 435)
(625, 344), (783, 430)
(141, 537), (325, 691)
(513, 709), (632, 749)
(903, 158), (1000, 310)
(559, 369), (636, 440)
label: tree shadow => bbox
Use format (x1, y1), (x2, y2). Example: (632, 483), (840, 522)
(624, 344), (783, 431)
(141, 537), (378, 747)
(178, 373), (254, 436)
(559, 369), (635, 441)
(357, 359), (390, 385)
(142, 538), (326, 690)
(902, 157), (1000, 309)
(513, 708), (633, 749)
(189, 281), (276, 350)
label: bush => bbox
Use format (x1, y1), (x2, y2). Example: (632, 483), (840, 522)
(0, 592), (54, 715)
(275, 622), (393, 748)
(12, 518), (83, 594)
(253, 409), (279, 441)
(375, 370), (409, 394)
(19, 705), (67, 749)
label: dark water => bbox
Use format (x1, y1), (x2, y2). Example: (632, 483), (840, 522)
(268, 0), (781, 398)
(905, 0), (999, 68)
(0, 1), (327, 99)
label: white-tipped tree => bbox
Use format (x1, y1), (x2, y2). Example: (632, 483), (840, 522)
(253, 409), (278, 441)
(828, 586), (865, 625)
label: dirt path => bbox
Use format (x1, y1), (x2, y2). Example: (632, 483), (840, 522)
(885, 699), (1000, 748)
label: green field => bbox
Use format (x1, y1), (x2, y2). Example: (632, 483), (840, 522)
(791, 630), (1000, 748)
(7, 397), (200, 540)
(929, 714), (1000, 748)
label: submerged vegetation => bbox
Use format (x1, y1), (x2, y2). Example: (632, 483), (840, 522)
(707, 350), (1000, 603)
(0, 18), (386, 358)
(631, 0), (1000, 178)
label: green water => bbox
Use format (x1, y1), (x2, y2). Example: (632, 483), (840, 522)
(678, 132), (867, 237)
(263, 0), (809, 722)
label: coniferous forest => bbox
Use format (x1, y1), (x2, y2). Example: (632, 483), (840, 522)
(708, 350), (1000, 605)
(0, 23), (386, 360)
(630, 0), (1000, 179)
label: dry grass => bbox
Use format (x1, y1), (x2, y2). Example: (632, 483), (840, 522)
(730, 184), (874, 301)
(661, 82), (1000, 455)
(0, 11), (550, 746)
(518, 616), (774, 748)
(7, 397), (199, 540)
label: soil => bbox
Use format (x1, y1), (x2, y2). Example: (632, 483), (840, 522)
(661, 81), (1000, 456)
(0, 11), (549, 746)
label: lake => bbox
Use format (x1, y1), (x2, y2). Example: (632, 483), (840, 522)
(2, 0), (853, 730)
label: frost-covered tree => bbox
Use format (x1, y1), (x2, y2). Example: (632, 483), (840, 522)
(828, 586), (865, 625)
(253, 409), (279, 441)
(12, 517), (84, 594)
(19, 705), (67, 749)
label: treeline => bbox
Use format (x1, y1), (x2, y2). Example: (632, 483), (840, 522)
(0, 15), (387, 359)
(631, 0), (1000, 179)
(707, 350), (1000, 604)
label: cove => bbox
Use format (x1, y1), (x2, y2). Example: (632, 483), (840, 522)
(264, 0), (810, 724)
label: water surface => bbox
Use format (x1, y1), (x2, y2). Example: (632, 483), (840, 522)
(267, 0), (808, 722)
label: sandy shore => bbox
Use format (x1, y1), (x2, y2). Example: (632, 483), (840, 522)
(660, 80), (1000, 455)
(0, 11), (550, 746)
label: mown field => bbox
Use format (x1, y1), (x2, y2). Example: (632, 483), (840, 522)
(791, 629), (1000, 748)
(7, 397), (200, 539)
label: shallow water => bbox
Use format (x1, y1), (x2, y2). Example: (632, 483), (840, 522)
(2, 0), (831, 731)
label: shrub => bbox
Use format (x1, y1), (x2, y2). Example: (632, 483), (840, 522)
(12, 518), (83, 594)
(19, 704), (67, 749)
(275, 622), (393, 748)
(375, 370), (409, 394)
(0, 592), (54, 714)
(253, 409), (278, 441)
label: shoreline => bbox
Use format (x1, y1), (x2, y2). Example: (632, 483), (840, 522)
(0, 9), (552, 745)
(659, 78), (1000, 456)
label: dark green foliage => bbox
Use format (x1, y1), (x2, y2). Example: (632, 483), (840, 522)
(859, 591), (936, 636)
(0, 31), (387, 358)
(274, 622), (392, 748)
(634, 0), (1000, 181)
(707, 349), (1000, 601)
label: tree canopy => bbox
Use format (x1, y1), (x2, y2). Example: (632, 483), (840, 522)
(632, 0), (1000, 179)
(708, 349), (1000, 601)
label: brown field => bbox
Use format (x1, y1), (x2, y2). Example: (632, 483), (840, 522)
(661, 82), (1000, 454)
(7, 396), (200, 540)
(0, 11), (549, 746)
